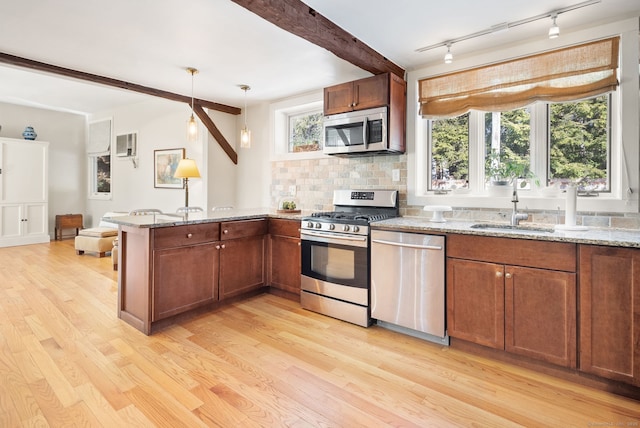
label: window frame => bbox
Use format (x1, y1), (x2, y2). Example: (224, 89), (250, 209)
(270, 91), (326, 161)
(88, 151), (112, 200)
(407, 19), (638, 214)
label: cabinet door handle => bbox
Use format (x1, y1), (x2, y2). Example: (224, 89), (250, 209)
(505, 272), (512, 279)
(186, 233), (193, 238)
(221, 244), (226, 249)
(496, 271), (503, 277)
(215, 245), (221, 249)
(223, 229), (228, 234)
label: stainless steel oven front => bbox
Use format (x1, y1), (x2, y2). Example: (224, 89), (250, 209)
(300, 227), (371, 327)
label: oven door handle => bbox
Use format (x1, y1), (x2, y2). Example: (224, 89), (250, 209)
(301, 230), (368, 243)
(372, 238), (443, 251)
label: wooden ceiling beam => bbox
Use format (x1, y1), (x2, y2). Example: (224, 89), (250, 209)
(0, 51), (241, 115)
(231, 0), (405, 79)
(193, 104), (238, 165)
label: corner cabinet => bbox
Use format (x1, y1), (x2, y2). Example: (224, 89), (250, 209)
(447, 234), (577, 368)
(579, 245), (640, 386)
(219, 219), (268, 300)
(0, 138), (49, 247)
(267, 218), (301, 299)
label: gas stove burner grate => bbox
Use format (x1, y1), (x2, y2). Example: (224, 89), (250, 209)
(310, 211), (393, 223)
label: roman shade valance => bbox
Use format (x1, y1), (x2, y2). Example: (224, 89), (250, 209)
(419, 37), (619, 118)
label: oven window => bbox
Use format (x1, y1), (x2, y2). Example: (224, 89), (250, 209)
(311, 246), (355, 280)
(301, 239), (368, 289)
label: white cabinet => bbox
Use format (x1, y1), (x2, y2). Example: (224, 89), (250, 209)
(0, 138), (49, 247)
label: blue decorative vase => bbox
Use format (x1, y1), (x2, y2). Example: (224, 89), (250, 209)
(22, 126), (37, 140)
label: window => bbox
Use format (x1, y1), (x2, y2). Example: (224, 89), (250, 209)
(271, 92), (325, 160)
(288, 111), (322, 153)
(430, 114), (469, 190)
(549, 95), (610, 192)
(87, 118), (112, 200)
(410, 23), (638, 213)
(426, 96), (609, 193)
(89, 153), (111, 196)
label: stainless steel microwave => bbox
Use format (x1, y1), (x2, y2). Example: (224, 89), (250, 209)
(323, 106), (391, 156)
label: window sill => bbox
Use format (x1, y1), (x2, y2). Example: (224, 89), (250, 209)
(413, 192), (638, 214)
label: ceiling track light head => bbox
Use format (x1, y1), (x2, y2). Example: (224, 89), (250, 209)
(444, 43), (453, 64)
(549, 14), (560, 39)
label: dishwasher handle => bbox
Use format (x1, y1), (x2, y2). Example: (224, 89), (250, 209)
(371, 238), (443, 251)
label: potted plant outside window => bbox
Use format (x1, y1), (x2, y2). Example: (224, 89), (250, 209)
(487, 150), (539, 194)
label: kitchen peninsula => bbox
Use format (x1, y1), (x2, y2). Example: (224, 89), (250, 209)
(109, 209), (305, 335)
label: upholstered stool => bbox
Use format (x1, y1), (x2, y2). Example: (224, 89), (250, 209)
(74, 227), (118, 258)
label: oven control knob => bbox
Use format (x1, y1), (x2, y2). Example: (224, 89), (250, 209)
(353, 226), (360, 233)
(329, 224), (335, 230)
(343, 225), (350, 232)
(315, 223), (322, 229)
(306, 221), (314, 228)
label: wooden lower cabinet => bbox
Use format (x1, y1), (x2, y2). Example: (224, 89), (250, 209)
(153, 243), (219, 321)
(579, 245), (640, 385)
(447, 258), (505, 349)
(219, 235), (266, 299)
(268, 218), (301, 297)
(505, 266), (576, 368)
(447, 234), (577, 368)
(219, 219), (268, 300)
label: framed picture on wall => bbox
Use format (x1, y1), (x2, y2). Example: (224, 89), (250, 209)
(154, 148), (185, 188)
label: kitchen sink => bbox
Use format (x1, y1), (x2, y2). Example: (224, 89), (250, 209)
(470, 223), (554, 233)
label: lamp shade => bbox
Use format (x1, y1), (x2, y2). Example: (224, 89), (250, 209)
(174, 158), (201, 179)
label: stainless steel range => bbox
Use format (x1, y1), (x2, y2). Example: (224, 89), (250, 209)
(300, 189), (399, 327)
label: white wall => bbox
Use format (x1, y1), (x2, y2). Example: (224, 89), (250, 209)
(86, 97), (239, 225)
(235, 102), (271, 209)
(0, 102), (86, 237)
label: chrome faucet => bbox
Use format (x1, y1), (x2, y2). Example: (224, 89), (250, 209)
(510, 186), (529, 226)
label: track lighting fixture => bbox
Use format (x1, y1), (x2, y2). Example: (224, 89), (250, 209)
(548, 14), (560, 39)
(416, 0), (598, 57)
(186, 67), (199, 143)
(444, 44), (453, 64)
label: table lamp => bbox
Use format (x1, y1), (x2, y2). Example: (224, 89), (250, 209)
(173, 158), (201, 208)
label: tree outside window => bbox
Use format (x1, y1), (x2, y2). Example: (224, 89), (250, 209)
(549, 95), (609, 191)
(288, 111), (323, 153)
(430, 114), (469, 190)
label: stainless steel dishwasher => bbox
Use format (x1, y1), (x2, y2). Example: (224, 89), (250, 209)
(370, 230), (447, 343)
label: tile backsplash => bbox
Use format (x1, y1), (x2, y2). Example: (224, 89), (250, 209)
(271, 154), (640, 230)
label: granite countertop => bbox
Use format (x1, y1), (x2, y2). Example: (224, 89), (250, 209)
(106, 210), (640, 248)
(105, 208), (310, 229)
(371, 217), (640, 248)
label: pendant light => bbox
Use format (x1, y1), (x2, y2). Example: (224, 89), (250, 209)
(548, 14), (560, 39)
(186, 67), (199, 142)
(240, 85), (251, 149)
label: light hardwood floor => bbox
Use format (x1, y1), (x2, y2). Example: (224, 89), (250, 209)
(0, 239), (639, 427)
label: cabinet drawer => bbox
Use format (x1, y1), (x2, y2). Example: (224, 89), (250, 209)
(153, 223), (220, 249)
(448, 234), (576, 272)
(269, 218), (300, 238)
(221, 219), (268, 240)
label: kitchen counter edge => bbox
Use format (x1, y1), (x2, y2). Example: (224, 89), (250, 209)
(106, 208), (309, 229)
(371, 217), (640, 249)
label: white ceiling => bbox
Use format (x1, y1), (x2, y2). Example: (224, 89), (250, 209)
(0, 0), (638, 115)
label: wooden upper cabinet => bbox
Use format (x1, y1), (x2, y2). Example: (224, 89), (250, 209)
(324, 73), (390, 115)
(579, 245), (640, 386)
